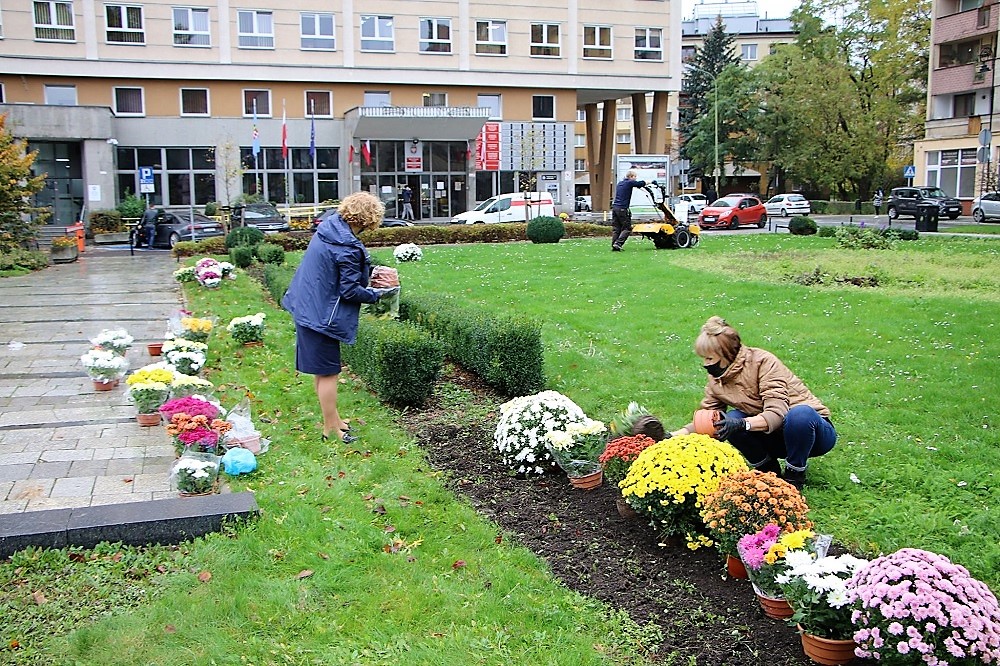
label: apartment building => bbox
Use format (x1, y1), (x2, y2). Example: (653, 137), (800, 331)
(0, 0), (681, 225)
(914, 0), (997, 214)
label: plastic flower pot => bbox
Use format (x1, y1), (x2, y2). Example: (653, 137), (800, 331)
(136, 413), (161, 427)
(147, 342), (163, 356)
(569, 469), (603, 490)
(693, 409), (723, 436)
(727, 554), (749, 579)
(798, 625), (856, 665)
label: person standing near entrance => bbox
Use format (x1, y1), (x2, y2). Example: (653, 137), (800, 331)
(611, 170), (646, 251)
(140, 202), (159, 248)
(401, 185), (415, 221)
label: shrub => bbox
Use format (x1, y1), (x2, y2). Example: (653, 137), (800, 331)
(50, 235), (77, 249)
(0, 248), (48, 272)
(599, 434), (658, 487)
(341, 318), (444, 408)
(203, 201), (218, 216)
(834, 225), (895, 250)
(254, 242), (285, 265)
(225, 226), (265, 249)
(116, 192), (146, 220)
(788, 216), (817, 235)
(526, 216), (565, 243)
(263, 263), (295, 303)
(88, 209), (125, 234)
(493, 391), (586, 476)
(817, 226), (837, 238)
(229, 245), (255, 268)
(880, 227), (919, 242)
(171, 236), (227, 258)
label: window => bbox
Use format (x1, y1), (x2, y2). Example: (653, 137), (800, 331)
(305, 90), (332, 116)
(634, 27), (662, 60)
(954, 92), (976, 117)
(476, 20), (507, 56)
(173, 7), (209, 46)
(243, 89), (271, 116)
(583, 25), (611, 59)
(34, 1), (75, 41)
(423, 92), (447, 107)
(180, 88), (209, 116)
(360, 15), (393, 51)
(617, 107), (631, 121)
(681, 45), (696, 62)
(532, 95), (554, 120)
(420, 17), (451, 53)
(939, 39), (986, 67)
(44, 84), (76, 105)
(364, 91), (390, 107)
(114, 87), (144, 115)
(477, 94), (501, 119)
(574, 134), (585, 147)
(617, 132), (631, 143)
(741, 43), (758, 61)
(926, 149), (977, 198)
(574, 158), (586, 171)
(960, 0), (983, 10)
(238, 10), (273, 49)
(576, 109), (585, 121)
(0, 84), (4, 103)
(978, 6), (990, 28)
(106, 5), (143, 44)
(301, 12), (334, 50)
(531, 23), (560, 57)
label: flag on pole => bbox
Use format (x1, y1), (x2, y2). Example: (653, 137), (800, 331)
(361, 139), (372, 166)
(251, 100), (260, 157)
(281, 103), (288, 160)
(348, 144), (354, 164)
(309, 112), (316, 161)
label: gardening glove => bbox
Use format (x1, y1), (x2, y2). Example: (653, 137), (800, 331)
(712, 414), (747, 441)
(372, 287), (399, 300)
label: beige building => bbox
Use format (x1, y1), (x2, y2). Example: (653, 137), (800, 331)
(0, 0), (682, 225)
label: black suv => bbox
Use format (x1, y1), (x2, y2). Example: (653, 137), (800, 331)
(886, 187), (962, 220)
(232, 202), (289, 233)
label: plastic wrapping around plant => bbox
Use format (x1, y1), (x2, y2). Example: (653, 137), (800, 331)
(170, 374), (214, 398)
(736, 525), (821, 599)
(227, 312), (266, 345)
(80, 348), (129, 382)
(493, 390), (587, 477)
(89, 328), (133, 356)
(618, 433), (748, 541)
(543, 417), (608, 479)
(776, 551), (869, 641)
(392, 243), (423, 262)
(846, 548), (1000, 665)
(171, 452), (221, 495)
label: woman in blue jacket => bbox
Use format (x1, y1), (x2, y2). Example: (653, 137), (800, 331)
(282, 192), (395, 443)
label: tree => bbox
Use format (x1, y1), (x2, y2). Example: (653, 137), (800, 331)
(0, 114), (48, 253)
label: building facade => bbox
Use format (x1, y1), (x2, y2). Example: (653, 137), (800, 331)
(0, 0), (681, 225)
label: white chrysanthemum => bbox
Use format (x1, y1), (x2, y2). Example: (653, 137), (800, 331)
(393, 243), (423, 262)
(492, 390), (587, 476)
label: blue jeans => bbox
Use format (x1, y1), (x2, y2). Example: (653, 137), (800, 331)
(723, 405), (836, 472)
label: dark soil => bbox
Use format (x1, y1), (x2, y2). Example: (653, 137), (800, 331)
(399, 367), (845, 666)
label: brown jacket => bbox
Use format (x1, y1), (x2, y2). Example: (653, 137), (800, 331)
(685, 346), (831, 434)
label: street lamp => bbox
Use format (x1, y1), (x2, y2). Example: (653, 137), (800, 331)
(714, 77), (720, 197)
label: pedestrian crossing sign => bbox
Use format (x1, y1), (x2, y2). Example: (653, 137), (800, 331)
(903, 165), (916, 178)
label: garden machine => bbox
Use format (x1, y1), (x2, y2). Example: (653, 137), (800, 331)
(631, 182), (701, 249)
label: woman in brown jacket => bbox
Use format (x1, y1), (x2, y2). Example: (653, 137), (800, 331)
(670, 316), (836, 489)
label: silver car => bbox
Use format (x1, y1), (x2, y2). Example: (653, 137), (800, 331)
(972, 191), (1000, 223)
(764, 193), (811, 217)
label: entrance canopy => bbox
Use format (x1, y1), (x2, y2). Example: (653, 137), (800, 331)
(346, 106), (491, 141)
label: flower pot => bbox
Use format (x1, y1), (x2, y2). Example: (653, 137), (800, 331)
(798, 626), (857, 665)
(147, 342), (163, 356)
(693, 409), (723, 436)
(242, 340), (263, 347)
(136, 412), (161, 427)
(227, 433), (261, 453)
(616, 497), (639, 520)
(756, 590), (794, 619)
(569, 469), (603, 490)
(726, 554), (749, 579)
(93, 379), (115, 392)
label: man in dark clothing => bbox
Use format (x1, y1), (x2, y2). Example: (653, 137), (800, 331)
(401, 186), (415, 221)
(705, 187), (718, 205)
(139, 203), (159, 249)
(611, 170), (646, 251)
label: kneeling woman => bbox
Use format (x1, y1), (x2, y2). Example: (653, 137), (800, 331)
(669, 316), (836, 489)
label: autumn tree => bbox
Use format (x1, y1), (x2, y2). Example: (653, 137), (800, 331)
(0, 114), (47, 253)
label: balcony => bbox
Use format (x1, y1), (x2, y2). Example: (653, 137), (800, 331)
(931, 63), (995, 96)
(935, 7), (995, 44)
(925, 115), (984, 140)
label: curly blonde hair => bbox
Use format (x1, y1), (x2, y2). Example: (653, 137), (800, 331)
(338, 192), (385, 232)
(694, 315), (742, 362)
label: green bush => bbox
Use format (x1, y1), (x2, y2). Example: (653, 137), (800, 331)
(225, 226), (266, 249)
(262, 263), (295, 303)
(259, 232), (312, 252)
(254, 242), (285, 265)
(0, 248), (48, 272)
(88, 210), (124, 234)
(341, 318), (445, 408)
(401, 293), (545, 396)
(171, 236), (226, 258)
(835, 225), (895, 250)
(526, 216), (565, 243)
(229, 245), (255, 268)
(356, 222), (610, 248)
(788, 216), (818, 235)
(116, 192), (146, 220)
(817, 225), (837, 238)
(203, 202), (219, 216)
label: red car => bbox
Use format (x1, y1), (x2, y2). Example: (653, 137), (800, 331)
(698, 195), (768, 229)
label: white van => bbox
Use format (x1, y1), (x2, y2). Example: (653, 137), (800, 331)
(451, 192), (556, 224)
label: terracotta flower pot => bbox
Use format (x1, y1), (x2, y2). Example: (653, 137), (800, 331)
(798, 626), (857, 665)
(136, 412), (161, 427)
(93, 379), (115, 392)
(756, 591), (794, 619)
(569, 469), (603, 490)
(147, 342), (163, 356)
(726, 553), (749, 579)
(693, 409), (723, 436)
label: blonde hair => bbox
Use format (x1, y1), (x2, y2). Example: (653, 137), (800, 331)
(338, 192), (385, 232)
(694, 316), (742, 362)
(626, 170), (637, 179)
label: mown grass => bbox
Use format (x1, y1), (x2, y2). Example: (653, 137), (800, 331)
(947, 224), (1000, 235)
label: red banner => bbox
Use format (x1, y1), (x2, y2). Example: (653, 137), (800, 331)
(475, 122), (501, 172)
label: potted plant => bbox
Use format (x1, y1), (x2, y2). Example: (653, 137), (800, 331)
(493, 390), (587, 477)
(846, 548), (1000, 666)
(608, 401), (665, 441)
(125, 380), (171, 426)
(776, 550), (869, 664)
(171, 453), (221, 496)
(170, 374), (214, 398)
(80, 348), (129, 390)
(90, 328), (134, 356)
(393, 243), (423, 262)
(195, 258), (223, 288)
(700, 469), (814, 579)
(178, 316), (214, 343)
(543, 417), (609, 489)
(598, 434), (657, 516)
(737, 524), (817, 619)
(618, 433), (747, 545)
(49, 235), (79, 263)
(173, 266), (197, 283)
(226, 312), (266, 346)
(164, 347), (206, 376)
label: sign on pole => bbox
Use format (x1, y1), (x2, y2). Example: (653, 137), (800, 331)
(138, 166), (155, 194)
(903, 165), (916, 179)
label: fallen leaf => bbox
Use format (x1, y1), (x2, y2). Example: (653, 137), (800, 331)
(495, 534), (503, 544)
(430, 632), (445, 638)
(164, 625), (176, 634)
(69, 553), (86, 563)
(9, 640), (20, 649)
(123, 477), (133, 484)
(111, 552), (123, 562)
(156, 564), (168, 573)
(338, 471), (346, 478)
(363, 493), (375, 501)
(32, 590), (47, 605)
(197, 571), (212, 583)
(318, 552), (329, 560)
(373, 503), (386, 515)
(296, 570), (314, 580)
(384, 525), (396, 533)
(398, 495), (411, 501)
(452, 560), (467, 570)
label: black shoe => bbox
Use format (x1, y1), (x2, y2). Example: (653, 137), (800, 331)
(611, 245), (622, 252)
(753, 457), (782, 477)
(783, 467), (806, 490)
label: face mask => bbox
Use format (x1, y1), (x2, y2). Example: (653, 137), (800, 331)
(704, 361), (725, 378)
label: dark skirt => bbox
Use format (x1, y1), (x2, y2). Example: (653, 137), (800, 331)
(295, 324), (342, 375)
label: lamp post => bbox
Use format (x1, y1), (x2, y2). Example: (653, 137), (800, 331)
(977, 45), (996, 200)
(714, 77), (720, 197)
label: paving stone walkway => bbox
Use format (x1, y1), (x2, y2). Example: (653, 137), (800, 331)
(0, 247), (184, 514)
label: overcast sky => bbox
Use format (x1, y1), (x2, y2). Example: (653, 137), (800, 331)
(681, 0), (801, 20)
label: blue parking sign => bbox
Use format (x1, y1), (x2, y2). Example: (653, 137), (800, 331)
(903, 165), (916, 178)
(138, 166), (155, 193)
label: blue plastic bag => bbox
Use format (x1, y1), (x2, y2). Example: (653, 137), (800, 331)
(222, 447), (257, 475)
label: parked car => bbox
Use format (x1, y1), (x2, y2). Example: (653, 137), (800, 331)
(698, 195), (768, 229)
(135, 211), (226, 248)
(764, 193), (811, 217)
(232, 202), (290, 233)
(886, 187), (962, 220)
(575, 195), (592, 212)
(971, 191), (1000, 223)
(311, 208), (414, 230)
(676, 193), (709, 213)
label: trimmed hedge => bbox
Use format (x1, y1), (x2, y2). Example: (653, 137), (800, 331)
(526, 216), (566, 243)
(788, 216), (818, 235)
(225, 226), (265, 249)
(401, 293), (544, 397)
(255, 242), (285, 265)
(230, 245), (254, 268)
(88, 210), (125, 234)
(262, 263), (295, 304)
(340, 317), (445, 408)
